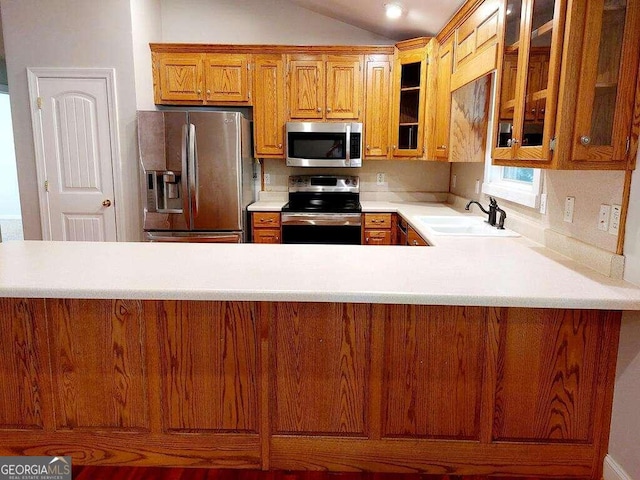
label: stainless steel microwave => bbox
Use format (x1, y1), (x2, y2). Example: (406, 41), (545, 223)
(286, 122), (363, 167)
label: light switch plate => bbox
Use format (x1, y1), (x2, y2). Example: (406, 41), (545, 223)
(376, 173), (385, 186)
(264, 173), (271, 185)
(564, 196), (575, 223)
(598, 204), (610, 231)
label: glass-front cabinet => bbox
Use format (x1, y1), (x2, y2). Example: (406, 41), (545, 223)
(493, 0), (562, 165)
(391, 38), (429, 158)
(493, 0), (640, 170)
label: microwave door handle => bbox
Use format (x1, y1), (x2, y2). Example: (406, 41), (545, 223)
(181, 124), (191, 229)
(188, 123), (198, 218)
(345, 124), (351, 163)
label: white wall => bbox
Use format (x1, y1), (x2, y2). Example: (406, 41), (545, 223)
(608, 148), (640, 480)
(0, 93), (19, 217)
(131, 0), (162, 110)
(160, 0), (394, 45)
(1, 0), (141, 240)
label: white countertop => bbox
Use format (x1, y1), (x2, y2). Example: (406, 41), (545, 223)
(2, 228), (640, 309)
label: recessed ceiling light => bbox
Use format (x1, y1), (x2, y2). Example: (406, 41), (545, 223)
(385, 3), (403, 20)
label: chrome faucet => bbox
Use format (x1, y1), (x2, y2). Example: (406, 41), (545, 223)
(465, 197), (505, 228)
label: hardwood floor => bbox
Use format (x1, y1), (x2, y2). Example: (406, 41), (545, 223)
(71, 467), (585, 480)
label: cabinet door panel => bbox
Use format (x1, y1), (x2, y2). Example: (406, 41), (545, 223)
(326, 59), (362, 120)
(204, 54), (250, 104)
(156, 301), (258, 432)
(364, 59), (391, 157)
(157, 53), (204, 103)
(253, 55), (285, 156)
(272, 303), (369, 435)
(493, 308), (610, 442)
(435, 38), (454, 159)
(383, 305), (484, 438)
(48, 299), (147, 430)
(289, 60), (324, 119)
(0, 299), (51, 430)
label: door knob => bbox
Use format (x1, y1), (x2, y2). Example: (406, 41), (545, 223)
(102, 199), (112, 207)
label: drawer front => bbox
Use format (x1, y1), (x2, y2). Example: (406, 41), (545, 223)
(253, 212), (281, 228)
(253, 228), (281, 244)
(364, 213), (392, 229)
(364, 229), (392, 245)
(407, 227), (428, 246)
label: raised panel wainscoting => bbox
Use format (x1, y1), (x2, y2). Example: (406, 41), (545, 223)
(0, 298), (620, 478)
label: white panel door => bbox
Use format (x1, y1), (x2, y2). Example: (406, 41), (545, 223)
(29, 72), (118, 241)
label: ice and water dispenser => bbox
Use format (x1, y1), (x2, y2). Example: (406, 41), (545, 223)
(145, 170), (182, 213)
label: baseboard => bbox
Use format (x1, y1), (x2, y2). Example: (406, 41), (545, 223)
(603, 455), (634, 480)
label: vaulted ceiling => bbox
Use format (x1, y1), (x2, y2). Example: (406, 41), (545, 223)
(287, 0), (467, 41)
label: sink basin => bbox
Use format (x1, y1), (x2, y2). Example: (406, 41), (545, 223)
(418, 216), (520, 237)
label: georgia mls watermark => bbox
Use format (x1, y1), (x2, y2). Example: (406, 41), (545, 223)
(0, 457), (71, 480)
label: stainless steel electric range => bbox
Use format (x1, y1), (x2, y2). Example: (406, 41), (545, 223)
(281, 175), (362, 245)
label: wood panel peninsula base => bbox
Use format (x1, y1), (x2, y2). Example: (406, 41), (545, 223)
(0, 298), (619, 479)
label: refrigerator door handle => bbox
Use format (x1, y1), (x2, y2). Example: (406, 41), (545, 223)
(188, 123), (198, 218)
(181, 124), (191, 229)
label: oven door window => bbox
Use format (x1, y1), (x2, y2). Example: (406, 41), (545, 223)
(282, 224), (361, 245)
(288, 132), (347, 160)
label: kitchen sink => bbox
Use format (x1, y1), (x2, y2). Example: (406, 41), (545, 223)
(418, 216), (520, 237)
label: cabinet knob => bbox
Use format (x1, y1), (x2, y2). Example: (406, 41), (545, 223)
(413, 240), (418, 245)
(317, 108), (322, 112)
(206, 89), (211, 95)
(580, 135), (591, 146)
(366, 145), (370, 150)
(326, 107), (332, 113)
(278, 143), (283, 148)
(197, 89), (202, 95)
(511, 138), (520, 144)
(531, 108), (536, 114)
(540, 108), (545, 114)
(438, 145), (447, 149)
(366, 237), (370, 243)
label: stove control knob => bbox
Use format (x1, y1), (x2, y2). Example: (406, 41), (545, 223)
(345, 178), (350, 185)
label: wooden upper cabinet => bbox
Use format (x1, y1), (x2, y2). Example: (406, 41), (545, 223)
(564, 0), (640, 169)
(288, 58), (325, 119)
(391, 38), (431, 158)
(288, 54), (363, 121)
(492, 0), (640, 170)
(152, 50), (251, 106)
(434, 37), (454, 159)
(364, 55), (392, 158)
(253, 55), (286, 157)
(450, 0), (501, 91)
(154, 52), (205, 103)
(204, 54), (251, 103)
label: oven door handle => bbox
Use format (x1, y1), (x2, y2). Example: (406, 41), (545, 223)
(281, 213), (362, 227)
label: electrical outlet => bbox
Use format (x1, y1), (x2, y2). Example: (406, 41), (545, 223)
(475, 179), (480, 194)
(451, 174), (457, 189)
(563, 196), (575, 223)
(264, 173), (271, 185)
(609, 204), (622, 235)
(598, 204), (610, 231)
(376, 173), (385, 186)
(539, 193), (547, 214)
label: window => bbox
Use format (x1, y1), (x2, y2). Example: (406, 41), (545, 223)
(482, 162), (542, 208)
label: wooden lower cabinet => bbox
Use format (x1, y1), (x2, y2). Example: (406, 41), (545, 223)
(252, 212), (281, 243)
(0, 297), (621, 478)
(363, 213), (395, 245)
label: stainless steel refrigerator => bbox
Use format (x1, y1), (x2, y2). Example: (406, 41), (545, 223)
(138, 111), (254, 242)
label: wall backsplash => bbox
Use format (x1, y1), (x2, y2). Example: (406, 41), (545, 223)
(451, 162), (625, 253)
(261, 159), (451, 193)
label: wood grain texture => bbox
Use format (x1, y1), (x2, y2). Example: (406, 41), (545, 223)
(156, 301), (258, 433)
(0, 298), (51, 430)
(48, 299), (147, 430)
(383, 305), (485, 439)
(151, 44), (395, 55)
(449, 75), (490, 163)
(326, 56), (362, 120)
(270, 436), (595, 476)
(493, 308), (607, 442)
(204, 54), (251, 104)
(252, 55), (286, 157)
(271, 303), (369, 435)
(288, 59), (324, 120)
(156, 52), (204, 103)
(364, 57), (392, 158)
(434, 37), (454, 159)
